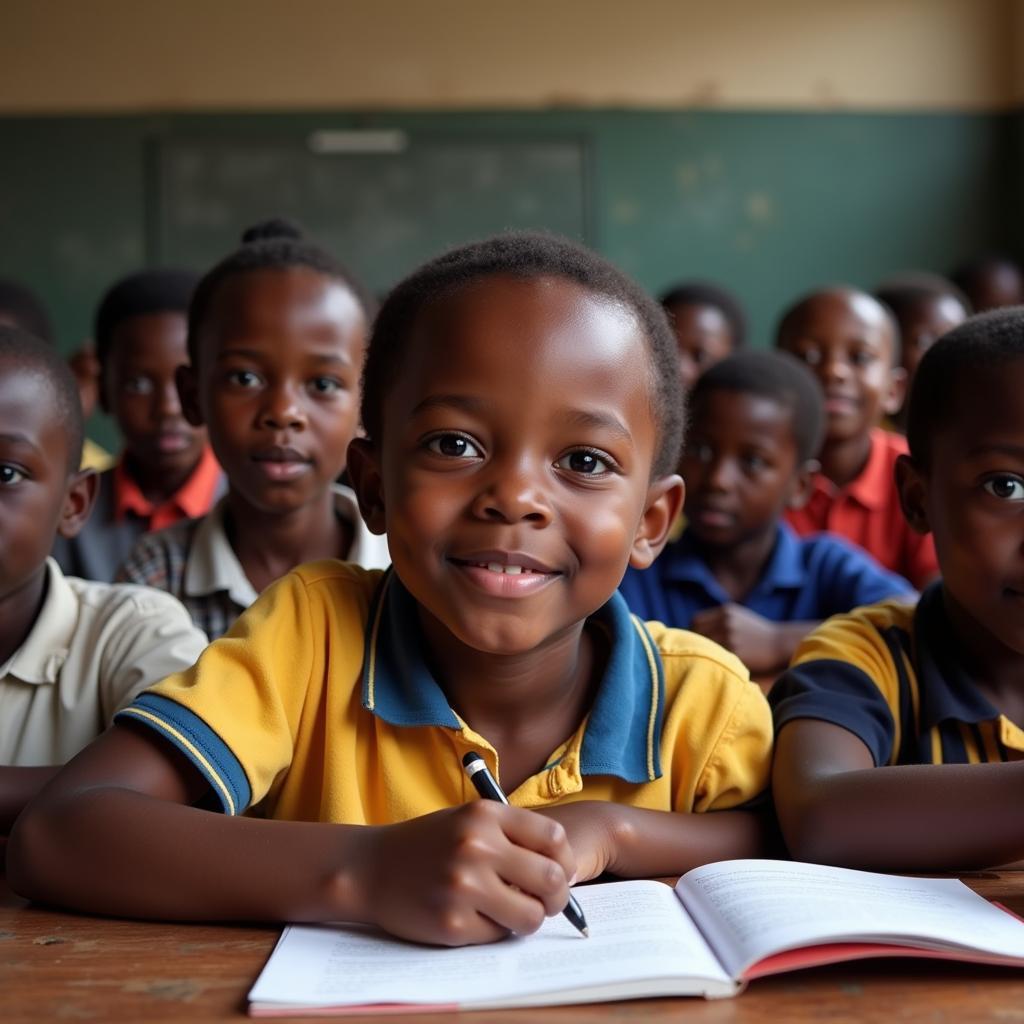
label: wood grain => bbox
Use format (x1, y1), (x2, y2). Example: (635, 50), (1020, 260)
(3, 869), (1024, 1023)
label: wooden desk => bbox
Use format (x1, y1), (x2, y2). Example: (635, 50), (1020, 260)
(4, 869), (1024, 1023)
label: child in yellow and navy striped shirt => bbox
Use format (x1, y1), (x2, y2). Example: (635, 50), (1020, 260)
(771, 307), (1024, 871)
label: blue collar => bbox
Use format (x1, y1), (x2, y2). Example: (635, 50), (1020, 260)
(663, 524), (806, 597)
(361, 571), (665, 783)
(912, 582), (999, 730)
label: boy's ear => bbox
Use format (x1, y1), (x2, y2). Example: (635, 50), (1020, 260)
(176, 364), (204, 427)
(786, 458), (820, 510)
(628, 474), (686, 570)
(894, 453), (931, 535)
(883, 366), (908, 418)
(58, 468), (98, 539)
(345, 437), (387, 535)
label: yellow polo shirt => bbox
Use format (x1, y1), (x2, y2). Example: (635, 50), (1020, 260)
(118, 562), (771, 822)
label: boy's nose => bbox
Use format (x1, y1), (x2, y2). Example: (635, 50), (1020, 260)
(260, 385), (307, 431)
(471, 461), (553, 525)
(156, 380), (183, 418)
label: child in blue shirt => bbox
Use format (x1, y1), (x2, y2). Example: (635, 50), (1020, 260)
(620, 351), (915, 674)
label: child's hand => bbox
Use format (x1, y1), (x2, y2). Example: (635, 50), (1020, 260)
(347, 802), (577, 947)
(535, 801), (626, 881)
(690, 604), (782, 673)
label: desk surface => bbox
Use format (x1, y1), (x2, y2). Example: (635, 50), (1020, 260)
(4, 868), (1024, 1024)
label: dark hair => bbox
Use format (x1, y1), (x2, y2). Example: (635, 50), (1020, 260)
(875, 272), (971, 324)
(186, 218), (375, 364)
(659, 280), (747, 348)
(0, 278), (54, 344)
(94, 268), (199, 376)
(0, 325), (83, 471)
(689, 350), (825, 463)
(775, 285), (901, 367)
(360, 231), (686, 477)
(950, 255), (1024, 299)
(906, 307), (1024, 469)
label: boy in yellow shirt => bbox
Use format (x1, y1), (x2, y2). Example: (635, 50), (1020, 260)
(10, 234), (771, 946)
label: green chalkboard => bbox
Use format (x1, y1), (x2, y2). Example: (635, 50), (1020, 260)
(154, 134), (590, 293)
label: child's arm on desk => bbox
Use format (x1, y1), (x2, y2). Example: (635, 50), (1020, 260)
(538, 801), (769, 880)
(0, 766), (61, 834)
(774, 719), (1024, 870)
(7, 724), (576, 947)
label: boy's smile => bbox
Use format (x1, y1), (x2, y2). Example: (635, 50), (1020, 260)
(187, 268), (367, 516)
(780, 291), (899, 443)
(357, 274), (677, 659)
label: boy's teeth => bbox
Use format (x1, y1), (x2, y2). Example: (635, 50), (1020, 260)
(485, 562), (526, 575)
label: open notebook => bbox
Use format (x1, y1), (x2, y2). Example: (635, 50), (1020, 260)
(248, 859), (1024, 1015)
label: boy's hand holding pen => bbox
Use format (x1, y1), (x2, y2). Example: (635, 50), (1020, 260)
(349, 790), (579, 947)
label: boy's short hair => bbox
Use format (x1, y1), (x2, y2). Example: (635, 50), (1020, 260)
(95, 268), (200, 375)
(906, 307), (1024, 470)
(0, 325), (83, 471)
(690, 350), (825, 463)
(874, 272), (971, 321)
(659, 280), (747, 347)
(950, 255), (1022, 295)
(776, 286), (902, 367)
(361, 231), (686, 478)
(0, 278), (54, 344)
(186, 218), (375, 365)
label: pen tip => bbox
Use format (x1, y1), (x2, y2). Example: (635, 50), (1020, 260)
(581, 927), (589, 938)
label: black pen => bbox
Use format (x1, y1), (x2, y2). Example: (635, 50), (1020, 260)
(462, 751), (589, 938)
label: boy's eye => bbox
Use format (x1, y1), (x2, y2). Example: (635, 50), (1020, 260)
(742, 453), (768, 473)
(426, 434), (481, 459)
(983, 475), (1024, 501)
(122, 375), (154, 395)
(0, 464), (25, 485)
(794, 347), (822, 367)
(227, 370), (262, 388)
(556, 449), (612, 476)
(309, 376), (342, 395)
(849, 348), (877, 368)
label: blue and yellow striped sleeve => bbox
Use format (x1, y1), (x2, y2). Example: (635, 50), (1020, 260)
(769, 598), (916, 766)
(116, 567), (320, 814)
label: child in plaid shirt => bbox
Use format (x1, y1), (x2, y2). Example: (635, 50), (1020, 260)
(116, 220), (389, 639)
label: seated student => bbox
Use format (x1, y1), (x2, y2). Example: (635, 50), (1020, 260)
(51, 269), (222, 582)
(951, 255), (1024, 313)
(770, 308), (1024, 870)
(9, 233), (772, 946)
(0, 327), (207, 833)
(0, 277), (112, 471)
(776, 286), (938, 589)
(660, 280), (747, 391)
(619, 351), (915, 674)
(116, 222), (390, 640)
(874, 273), (970, 433)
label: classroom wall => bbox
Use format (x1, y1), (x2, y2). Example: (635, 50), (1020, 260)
(0, 0), (1017, 112)
(1, 1), (1019, 449)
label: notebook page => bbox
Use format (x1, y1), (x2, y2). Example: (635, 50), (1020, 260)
(249, 880), (731, 1009)
(675, 859), (1024, 980)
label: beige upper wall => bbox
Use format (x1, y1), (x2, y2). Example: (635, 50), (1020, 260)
(0, 0), (1017, 113)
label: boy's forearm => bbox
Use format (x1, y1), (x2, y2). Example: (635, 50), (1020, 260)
(606, 805), (769, 878)
(778, 760), (1024, 871)
(770, 621), (819, 671)
(8, 787), (374, 923)
(0, 766), (61, 834)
